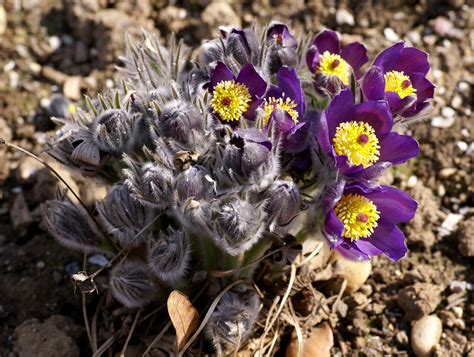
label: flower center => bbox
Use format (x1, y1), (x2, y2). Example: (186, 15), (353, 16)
(332, 121), (380, 168)
(211, 80), (252, 122)
(276, 33), (283, 46)
(384, 70), (417, 99)
(334, 194), (380, 241)
(262, 96), (299, 125)
(316, 51), (351, 85)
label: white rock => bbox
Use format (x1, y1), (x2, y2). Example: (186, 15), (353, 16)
(411, 315), (442, 357)
(336, 8), (354, 26)
(48, 36), (61, 51)
(431, 116), (454, 128)
(441, 106), (456, 118)
(439, 213), (463, 237)
(63, 76), (82, 100)
(451, 95), (462, 109)
(3, 60), (15, 72)
(384, 27), (399, 42)
(456, 141), (468, 151)
(0, 5), (6, 35)
(407, 175), (418, 188)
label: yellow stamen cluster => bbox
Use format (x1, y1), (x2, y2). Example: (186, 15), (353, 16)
(334, 194), (380, 241)
(211, 80), (252, 122)
(332, 121), (380, 168)
(263, 97), (299, 125)
(316, 51), (351, 85)
(384, 70), (417, 99)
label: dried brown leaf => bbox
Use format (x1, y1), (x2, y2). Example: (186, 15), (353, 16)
(167, 290), (199, 350)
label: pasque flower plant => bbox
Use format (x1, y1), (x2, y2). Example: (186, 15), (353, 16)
(40, 23), (433, 354)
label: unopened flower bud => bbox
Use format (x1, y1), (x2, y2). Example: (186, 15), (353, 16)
(110, 261), (156, 308)
(206, 284), (259, 351)
(223, 129), (272, 178)
(264, 179), (300, 231)
(265, 23), (297, 74)
(92, 109), (135, 154)
(97, 185), (154, 247)
(201, 39), (224, 66)
(209, 195), (266, 255)
(159, 100), (203, 144)
(175, 165), (215, 202)
(124, 161), (174, 208)
(148, 228), (190, 285)
(41, 200), (104, 253)
(226, 28), (259, 66)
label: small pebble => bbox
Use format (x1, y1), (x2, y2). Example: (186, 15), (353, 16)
(411, 315), (442, 357)
(456, 141), (468, 152)
(0, 5), (6, 35)
(457, 81), (469, 93)
(3, 60), (15, 72)
(460, 128), (470, 137)
(335, 8), (354, 26)
(48, 36), (61, 51)
(407, 175), (418, 188)
(439, 167), (457, 177)
(453, 318), (465, 329)
(36, 261), (46, 270)
(431, 116), (454, 128)
(441, 107), (456, 118)
(451, 95), (462, 109)
(432, 17), (453, 37)
(88, 254), (109, 267)
(452, 306), (463, 318)
(384, 27), (399, 42)
(396, 330), (409, 346)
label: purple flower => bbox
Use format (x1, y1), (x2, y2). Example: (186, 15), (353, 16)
(362, 42), (435, 117)
(317, 89), (419, 179)
(261, 66), (310, 152)
(323, 182), (417, 261)
(208, 61), (267, 122)
(266, 23), (297, 73)
(306, 30), (368, 93)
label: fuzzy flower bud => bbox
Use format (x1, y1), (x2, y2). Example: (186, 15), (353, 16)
(97, 185), (155, 247)
(225, 28), (259, 66)
(147, 228), (190, 285)
(92, 109), (135, 154)
(41, 200), (104, 253)
(110, 261), (156, 308)
(159, 100), (204, 144)
(264, 179), (300, 231)
(175, 165), (215, 202)
(223, 129), (272, 179)
(265, 23), (297, 74)
(206, 284), (259, 351)
(124, 160), (174, 208)
(208, 195), (266, 256)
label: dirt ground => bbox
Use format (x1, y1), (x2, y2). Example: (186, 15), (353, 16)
(0, 0), (472, 356)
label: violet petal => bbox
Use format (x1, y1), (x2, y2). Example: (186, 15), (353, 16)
(373, 42), (405, 72)
(368, 218), (408, 262)
(314, 29), (340, 54)
(353, 100), (393, 136)
(378, 132), (420, 165)
(362, 66), (385, 101)
(341, 42), (368, 72)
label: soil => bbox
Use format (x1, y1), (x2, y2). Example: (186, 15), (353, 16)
(0, 0), (472, 356)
